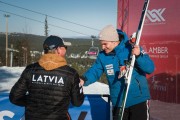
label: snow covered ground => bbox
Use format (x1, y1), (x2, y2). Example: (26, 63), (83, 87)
(0, 66), (180, 120)
(0, 66), (25, 93)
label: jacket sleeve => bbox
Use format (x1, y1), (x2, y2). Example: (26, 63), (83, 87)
(9, 67), (29, 106)
(71, 72), (84, 107)
(135, 48), (155, 74)
(82, 55), (104, 86)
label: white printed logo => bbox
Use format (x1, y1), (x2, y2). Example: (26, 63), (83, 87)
(142, 45), (168, 59)
(0, 110), (14, 119)
(146, 8), (166, 22)
(107, 69), (114, 75)
(32, 74), (65, 86)
(106, 64), (114, 75)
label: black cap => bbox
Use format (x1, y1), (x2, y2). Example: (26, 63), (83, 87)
(43, 35), (67, 50)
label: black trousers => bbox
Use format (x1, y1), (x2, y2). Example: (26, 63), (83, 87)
(113, 101), (149, 120)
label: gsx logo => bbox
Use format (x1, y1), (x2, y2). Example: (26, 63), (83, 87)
(146, 8), (166, 23)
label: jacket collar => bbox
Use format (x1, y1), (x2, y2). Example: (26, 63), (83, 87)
(38, 53), (67, 70)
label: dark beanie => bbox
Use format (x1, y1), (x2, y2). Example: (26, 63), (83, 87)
(43, 35), (66, 50)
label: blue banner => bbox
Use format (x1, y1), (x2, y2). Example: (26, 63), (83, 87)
(0, 93), (24, 120)
(0, 93), (110, 120)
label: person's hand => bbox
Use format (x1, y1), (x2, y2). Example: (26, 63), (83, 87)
(80, 78), (84, 86)
(132, 45), (140, 56)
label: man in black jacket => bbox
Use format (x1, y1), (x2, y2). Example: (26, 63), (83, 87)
(9, 35), (84, 120)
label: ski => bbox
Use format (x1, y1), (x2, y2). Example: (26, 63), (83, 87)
(118, 0), (150, 120)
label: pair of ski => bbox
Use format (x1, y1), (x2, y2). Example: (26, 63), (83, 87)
(118, 0), (150, 120)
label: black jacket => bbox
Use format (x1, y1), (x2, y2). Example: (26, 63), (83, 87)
(9, 54), (84, 120)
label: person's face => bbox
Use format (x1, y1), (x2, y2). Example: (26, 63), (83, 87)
(56, 46), (67, 57)
(100, 40), (118, 54)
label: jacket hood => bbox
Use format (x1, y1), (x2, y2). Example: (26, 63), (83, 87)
(38, 53), (67, 70)
(117, 29), (129, 45)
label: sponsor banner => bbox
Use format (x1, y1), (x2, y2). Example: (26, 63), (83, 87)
(0, 93), (110, 120)
(117, 0), (180, 103)
(0, 93), (24, 120)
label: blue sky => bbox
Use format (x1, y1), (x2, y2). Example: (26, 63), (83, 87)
(0, 0), (117, 37)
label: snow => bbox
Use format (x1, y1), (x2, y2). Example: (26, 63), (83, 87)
(0, 66), (25, 93)
(0, 66), (180, 120)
